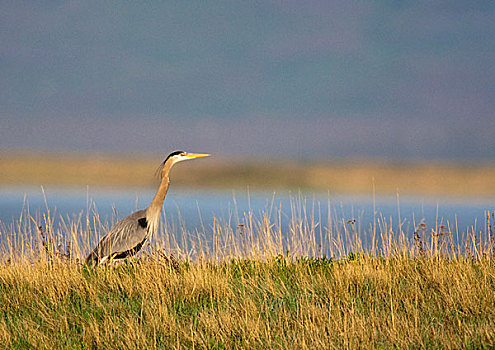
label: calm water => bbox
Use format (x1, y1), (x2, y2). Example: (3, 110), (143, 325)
(1, 187), (493, 238)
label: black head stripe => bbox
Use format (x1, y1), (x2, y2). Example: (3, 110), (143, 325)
(163, 150), (185, 164)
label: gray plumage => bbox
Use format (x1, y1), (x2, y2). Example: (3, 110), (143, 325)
(85, 210), (148, 265)
(85, 151), (210, 266)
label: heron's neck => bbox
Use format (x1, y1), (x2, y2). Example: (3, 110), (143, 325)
(146, 163), (172, 226)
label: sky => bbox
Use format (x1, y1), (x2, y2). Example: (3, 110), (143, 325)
(1, 1), (494, 161)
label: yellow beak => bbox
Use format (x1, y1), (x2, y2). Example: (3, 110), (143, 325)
(185, 152), (210, 159)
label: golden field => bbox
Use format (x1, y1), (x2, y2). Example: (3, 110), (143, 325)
(0, 202), (494, 349)
(1, 254), (494, 349)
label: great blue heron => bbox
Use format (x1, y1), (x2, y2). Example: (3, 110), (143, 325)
(85, 150), (210, 265)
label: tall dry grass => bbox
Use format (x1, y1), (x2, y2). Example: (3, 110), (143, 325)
(0, 197), (494, 349)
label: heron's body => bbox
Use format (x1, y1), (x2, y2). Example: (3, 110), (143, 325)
(86, 210), (148, 265)
(85, 151), (209, 265)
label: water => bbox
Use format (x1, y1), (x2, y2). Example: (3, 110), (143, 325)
(1, 186), (493, 233)
(1, 186), (494, 256)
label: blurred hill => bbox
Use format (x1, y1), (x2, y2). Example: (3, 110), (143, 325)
(1, 152), (494, 197)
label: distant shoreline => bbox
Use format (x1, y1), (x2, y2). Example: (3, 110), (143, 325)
(1, 151), (495, 197)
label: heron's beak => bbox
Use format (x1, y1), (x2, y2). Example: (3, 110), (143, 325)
(185, 153), (210, 159)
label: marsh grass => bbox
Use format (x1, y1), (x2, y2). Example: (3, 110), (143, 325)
(1, 197), (495, 349)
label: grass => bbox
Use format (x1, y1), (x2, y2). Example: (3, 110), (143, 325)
(1, 198), (495, 349)
(2, 256), (495, 349)
(2, 151), (495, 196)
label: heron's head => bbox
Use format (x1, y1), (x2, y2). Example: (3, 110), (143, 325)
(158, 150), (210, 177)
(165, 150), (210, 164)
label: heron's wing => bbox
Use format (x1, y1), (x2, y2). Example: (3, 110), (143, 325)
(86, 209), (149, 263)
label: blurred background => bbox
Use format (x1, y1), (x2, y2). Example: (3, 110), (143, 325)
(2, 1), (494, 160)
(1, 2), (494, 235)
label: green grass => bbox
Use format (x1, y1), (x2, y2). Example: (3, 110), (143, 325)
(1, 201), (495, 349)
(1, 256), (494, 349)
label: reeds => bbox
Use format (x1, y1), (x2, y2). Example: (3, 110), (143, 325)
(1, 196), (494, 349)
